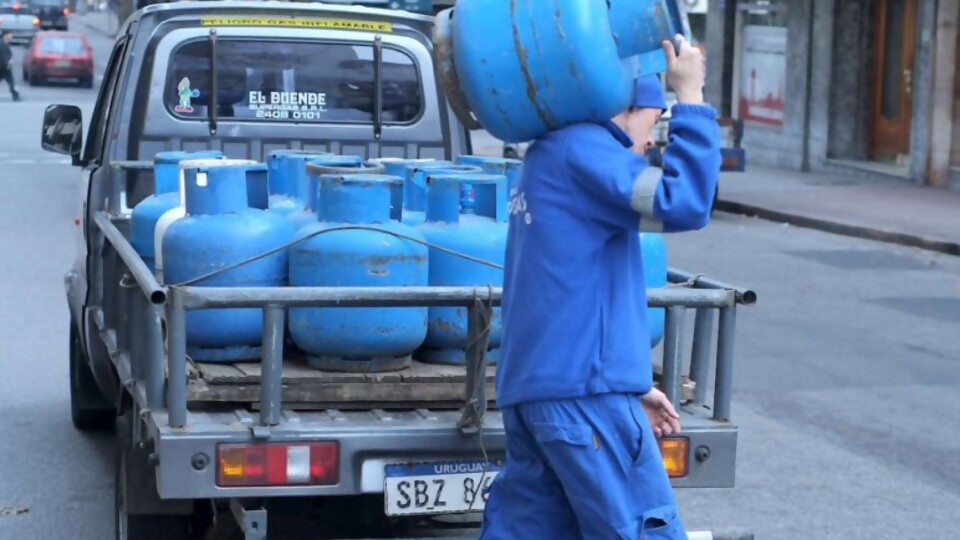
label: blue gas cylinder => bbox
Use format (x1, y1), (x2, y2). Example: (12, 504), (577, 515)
(641, 232), (668, 348)
(300, 156), (386, 229)
(275, 151), (334, 214)
(152, 158), (258, 283)
(454, 155), (523, 193)
(434, 1), (687, 142)
(416, 172), (507, 365)
(289, 174), (428, 372)
(370, 158), (440, 188)
(162, 163), (297, 362)
(130, 150), (223, 271)
(245, 163), (270, 210)
(366, 158), (441, 223)
(267, 150), (334, 216)
(401, 163), (482, 226)
(367, 157), (440, 174)
(286, 154), (363, 230)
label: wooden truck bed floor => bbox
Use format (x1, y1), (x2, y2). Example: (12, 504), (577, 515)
(184, 354), (497, 410)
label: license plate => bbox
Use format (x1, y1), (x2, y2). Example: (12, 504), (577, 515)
(384, 460), (500, 517)
(55, 60), (70, 67)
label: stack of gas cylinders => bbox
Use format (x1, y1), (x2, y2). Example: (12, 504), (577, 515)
(130, 150), (667, 371)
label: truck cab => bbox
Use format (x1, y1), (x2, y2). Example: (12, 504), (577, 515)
(40, 2), (751, 538)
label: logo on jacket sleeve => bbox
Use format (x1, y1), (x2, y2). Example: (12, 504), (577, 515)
(508, 189), (532, 225)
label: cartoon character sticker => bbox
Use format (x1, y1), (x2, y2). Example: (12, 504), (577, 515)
(174, 77), (200, 113)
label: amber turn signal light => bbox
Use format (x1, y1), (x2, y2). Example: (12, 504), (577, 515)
(658, 437), (689, 478)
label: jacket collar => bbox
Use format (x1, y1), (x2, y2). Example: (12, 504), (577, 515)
(597, 120), (635, 149)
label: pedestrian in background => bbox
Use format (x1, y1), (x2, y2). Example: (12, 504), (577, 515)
(479, 33), (721, 540)
(0, 31), (21, 101)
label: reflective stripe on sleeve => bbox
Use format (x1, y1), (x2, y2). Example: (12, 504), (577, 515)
(631, 166), (663, 231)
(630, 166), (661, 215)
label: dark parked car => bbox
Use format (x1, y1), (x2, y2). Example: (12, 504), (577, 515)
(22, 30), (92, 86)
(28, 0), (67, 30)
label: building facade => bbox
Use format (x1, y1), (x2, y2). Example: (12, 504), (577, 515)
(705, 0), (960, 190)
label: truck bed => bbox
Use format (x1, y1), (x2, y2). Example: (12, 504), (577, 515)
(183, 354), (691, 410)
(185, 355), (497, 410)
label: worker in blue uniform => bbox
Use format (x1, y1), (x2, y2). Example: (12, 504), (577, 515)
(479, 34), (720, 540)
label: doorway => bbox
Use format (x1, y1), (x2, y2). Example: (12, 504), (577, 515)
(870, 0), (917, 161)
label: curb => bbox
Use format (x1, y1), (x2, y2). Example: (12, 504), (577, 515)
(716, 198), (960, 257)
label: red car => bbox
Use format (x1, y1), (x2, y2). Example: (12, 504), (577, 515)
(22, 31), (93, 88)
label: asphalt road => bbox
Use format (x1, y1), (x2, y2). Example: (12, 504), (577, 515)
(670, 214), (960, 538)
(0, 14), (958, 540)
(0, 17), (113, 540)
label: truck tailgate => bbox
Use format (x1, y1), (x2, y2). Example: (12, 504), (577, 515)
(147, 407), (507, 500)
(0, 11), (36, 30)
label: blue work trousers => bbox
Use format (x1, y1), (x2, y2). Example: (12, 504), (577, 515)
(478, 393), (687, 540)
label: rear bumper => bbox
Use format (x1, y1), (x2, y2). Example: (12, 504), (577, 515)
(35, 66), (92, 79)
(38, 18), (67, 29)
(149, 408), (507, 500)
(148, 405), (738, 500)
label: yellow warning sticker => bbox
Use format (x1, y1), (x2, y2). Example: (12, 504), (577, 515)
(199, 16), (393, 32)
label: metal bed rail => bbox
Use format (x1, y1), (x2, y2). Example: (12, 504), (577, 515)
(93, 211), (756, 432)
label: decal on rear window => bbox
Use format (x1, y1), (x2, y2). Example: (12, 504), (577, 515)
(199, 17), (393, 33)
(175, 77), (200, 114)
(248, 91), (328, 120)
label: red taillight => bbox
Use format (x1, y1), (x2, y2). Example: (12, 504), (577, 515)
(216, 442), (339, 487)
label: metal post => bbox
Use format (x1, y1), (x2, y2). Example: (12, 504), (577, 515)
(145, 304), (166, 411)
(166, 291), (187, 428)
(259, 305), (285, 426)
(661, 306), (685, 406)
(689, 308), (715, 405)
(714, 307), (737, 421)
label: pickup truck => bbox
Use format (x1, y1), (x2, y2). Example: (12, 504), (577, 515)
(39, 2), (755, 539)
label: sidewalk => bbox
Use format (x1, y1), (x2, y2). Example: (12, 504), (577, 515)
(69, 9), (118, 38)
(715, 164), (960, 257)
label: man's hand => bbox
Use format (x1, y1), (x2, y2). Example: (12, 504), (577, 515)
(662, 34), (704, 104)
(640, 388), (681, 438)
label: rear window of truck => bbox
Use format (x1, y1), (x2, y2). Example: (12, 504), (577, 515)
(165, 38), (423, 124)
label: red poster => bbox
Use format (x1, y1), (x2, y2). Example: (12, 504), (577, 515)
(739, 25), (786, 127)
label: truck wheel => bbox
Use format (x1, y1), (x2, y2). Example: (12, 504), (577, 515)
(70, 320), (116, 431)
(115, 411), (194, 540)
